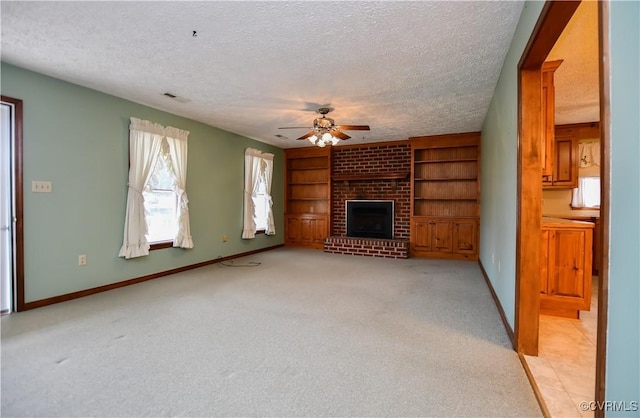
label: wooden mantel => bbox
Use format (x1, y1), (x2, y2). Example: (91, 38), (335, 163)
(332, 172), (410, 182)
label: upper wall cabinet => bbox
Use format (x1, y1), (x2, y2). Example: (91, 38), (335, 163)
(543, 122), (600, 189)
(543, 126), (578, 189)
(541, 60), (563, 181)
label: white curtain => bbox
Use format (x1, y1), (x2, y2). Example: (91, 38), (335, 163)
(578, 141), (600, 167)
(118, 118), (164, 258)
(242, 148), (276, 238)
(242, 148), (264, 239)
(262, 153), (276, 235)
(572, 176), (601, 208)
(166, 126), (193, 248)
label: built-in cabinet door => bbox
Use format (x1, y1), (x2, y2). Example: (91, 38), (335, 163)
(285, 215), (328, 249)
(549, 135), (578, 188)
(548, 229), (590, 306)
(541, 61), (562, 179)
(553, 137), (575, 185)
(411, 218), (478, 258)
(431, 220), (453, 253)
(540, 226), (593, 316)
(287, 216), (301, 242)
(312, 217), (328, 243)
(299, 218), (315, 243)
(543, 132), (578, 189)
(412, 220), (432, 251)
(453, 220), (477, 254)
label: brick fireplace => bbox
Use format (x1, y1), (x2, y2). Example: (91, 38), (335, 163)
(324, 143), (411, 258)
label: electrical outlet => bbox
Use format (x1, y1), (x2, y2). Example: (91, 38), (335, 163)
(492, 253), (495, 264)
(78, 254), (87, 266)
(32, 181), (52, 193)
(222, 234), (228, 242)
(498, 261), (501, 273)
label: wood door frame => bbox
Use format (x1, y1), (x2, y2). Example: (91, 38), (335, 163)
(515, 0), (609, 412)
(1, 95), (25, 312)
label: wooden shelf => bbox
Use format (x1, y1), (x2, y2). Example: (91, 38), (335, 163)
(414, 158), (477, 164)
(288, 166), (328, 171)
(414, 197), (478, 201)
(288, 181), (329, 185)
(415, 177), (477, 181)
(288, 198), (329, 201)
(332, 172), (409, 182)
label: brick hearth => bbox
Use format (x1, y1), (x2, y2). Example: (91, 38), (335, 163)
(324, 236), (409, 259)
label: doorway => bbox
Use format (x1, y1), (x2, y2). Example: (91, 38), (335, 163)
(514, 0), (609, 414)
(1, 95), (25, 313)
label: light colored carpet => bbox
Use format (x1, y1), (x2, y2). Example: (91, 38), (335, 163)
(1, 248), (541, 417)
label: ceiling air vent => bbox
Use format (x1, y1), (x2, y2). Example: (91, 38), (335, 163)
(162, 92), (191, 103)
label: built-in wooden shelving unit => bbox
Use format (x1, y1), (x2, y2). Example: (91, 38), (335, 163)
(285, 147), (331, 249)
(409, 132), (481, 260)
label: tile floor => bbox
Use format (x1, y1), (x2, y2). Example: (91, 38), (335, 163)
(525, 277), (598, 418)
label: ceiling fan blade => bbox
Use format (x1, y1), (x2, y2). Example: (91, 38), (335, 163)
(331, 129), (351, 140)
(336, 125), (370, 131)
(279, 127), (312, 129)
(296, 131), (316, 140)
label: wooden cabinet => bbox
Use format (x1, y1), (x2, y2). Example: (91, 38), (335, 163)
(566, 216), (601, 275)
(454, 220), (478, 255)
(286, 215), (328, 246)
(409, 132), (480, 260)
(411, 219), (453, 253)
(541, 60), (562, 181)
(285, 147), (331, 249)
(543, 125), (578, 189)
(540, 217), (594, 319)
(411, 218), (478, 257)
(543, 122), (599, 189)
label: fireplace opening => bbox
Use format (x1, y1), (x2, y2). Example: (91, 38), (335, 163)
(346, 200), (394, 239)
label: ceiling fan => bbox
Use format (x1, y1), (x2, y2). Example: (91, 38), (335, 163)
(279, 107), (370, 146)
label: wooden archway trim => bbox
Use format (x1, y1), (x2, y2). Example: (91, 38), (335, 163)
(515, 0), (609, 415)
(515, 0), (580, 356)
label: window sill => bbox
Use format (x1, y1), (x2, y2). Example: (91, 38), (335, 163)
(150, 241), (173, 251)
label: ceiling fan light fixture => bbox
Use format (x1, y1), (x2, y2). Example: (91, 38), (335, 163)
(279, 107), (370, 147)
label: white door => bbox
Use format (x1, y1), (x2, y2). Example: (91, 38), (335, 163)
(1, 101), (14, 313)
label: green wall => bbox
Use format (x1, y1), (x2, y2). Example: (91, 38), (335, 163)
(1, 63), (284, 303)
(606, 1), (640, 414)
(479, 0), (545, 329)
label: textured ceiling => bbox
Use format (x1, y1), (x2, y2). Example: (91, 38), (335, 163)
(548, 0), (600, 126)
(2, 1), (530, 148)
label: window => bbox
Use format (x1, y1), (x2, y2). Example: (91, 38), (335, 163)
(143, 139), (178, 244)
(253, 173), (269, 232)
(242, 148), (275, 239)
(571, 176), (600, 209)
(119, 117), (193, 259)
